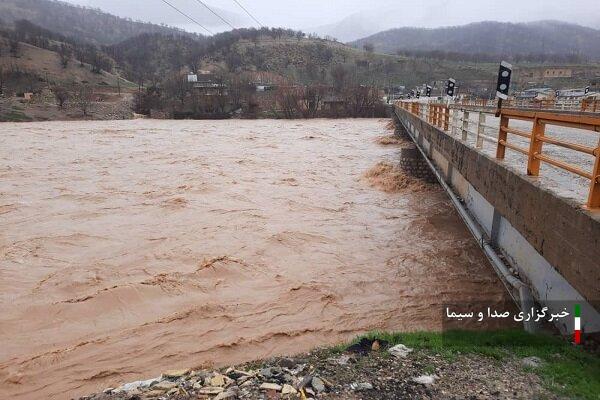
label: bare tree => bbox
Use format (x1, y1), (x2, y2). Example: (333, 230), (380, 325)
(299, 84), (326, 118)
(89, 49), (112, 74)
(164, 72), (189, 105)
(212, 74), (229, 114)
(343, 84), (379, 117)
(0, 67), (5, 95)
(330, 64), (348, 93)
(227, 74), (252, 110)
(75, 85), (94, 116)
(58, 44), (72, 69)
(275, 86), (300, 119)
(52, 86), (70, 108)
(9, 40), (20, 58)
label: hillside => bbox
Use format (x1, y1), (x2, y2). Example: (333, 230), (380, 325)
(223, 38), (497, 87)
(0, 36), (136, 122)
(0, 38), (133, 88)
(351, 21), (600, 61)
(102, 28), (497, 89)
(0, 0), (196, 45)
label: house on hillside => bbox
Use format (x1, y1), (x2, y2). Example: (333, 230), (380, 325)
(188, 71), (227, 96)
(515, 88), (553, 100)
(556, 88), (592, 100)
(544, 68), (573, 79)
(255, 84), (276, 92)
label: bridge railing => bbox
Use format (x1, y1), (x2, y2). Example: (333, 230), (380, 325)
(496, 109), (600, 208)
(455, 98), (598, 113)
(396, 100), (600, 208)
(582, 99), (600, 113)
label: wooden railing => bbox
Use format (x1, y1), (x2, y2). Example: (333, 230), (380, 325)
(582, 99), (600, 113)
(428, 103), (450, 131)
(496, 109), (600, 208)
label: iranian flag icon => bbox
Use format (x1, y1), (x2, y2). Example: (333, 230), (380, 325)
(574, 304), (581, 345)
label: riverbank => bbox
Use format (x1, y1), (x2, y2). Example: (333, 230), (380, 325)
(82, 330), (600, 400)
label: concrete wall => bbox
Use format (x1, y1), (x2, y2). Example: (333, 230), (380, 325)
(394, 107), (600, 334)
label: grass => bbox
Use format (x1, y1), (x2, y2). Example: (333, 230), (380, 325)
(345, 330), (600, 400)
(0, 110), (33, 122)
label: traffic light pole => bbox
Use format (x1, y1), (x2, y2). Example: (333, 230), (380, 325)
(495, 98), (503, 117)
(495, 61), (512, 118)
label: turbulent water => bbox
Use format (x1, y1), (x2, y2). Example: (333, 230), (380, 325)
(0, 119), (512, 399)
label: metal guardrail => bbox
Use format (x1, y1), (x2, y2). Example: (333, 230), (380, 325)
(396, 100), (600, 209)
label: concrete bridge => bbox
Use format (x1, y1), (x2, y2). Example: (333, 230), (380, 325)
(394, 101), (600, 336)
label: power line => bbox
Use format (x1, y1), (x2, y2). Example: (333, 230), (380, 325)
(193, 0), (236, 30)
(159, 0), (213, 35)
(231, 0), (263, 28)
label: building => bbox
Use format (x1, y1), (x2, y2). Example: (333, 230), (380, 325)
(543, 68), (573, 78)
(518, 67), (573, 81)
(187, 71), (227, 96)
(515, 88), (553, 100)
(514, 65), (600, 88)
(555, 87), (596, 99)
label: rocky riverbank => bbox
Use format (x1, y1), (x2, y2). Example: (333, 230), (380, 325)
(79, 330), (595, 400)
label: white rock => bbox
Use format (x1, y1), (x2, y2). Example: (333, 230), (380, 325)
(311, 377), (326, 393)
(334, 355), (351, 365)
(119, 377), (160, 392)
(260, 382), (282, 391)
(281, 384), (297, 394)
(388, 344), (413, 358)
(412, 374), (437, 386)
(215, 390), (238, 400)
(152, 381), (178, 391)
(350, 382), (373, 391)
(162, 369), (190, 379)
(240, 380), (253, 387)
(522, 356), (543, 368)
(198, 386), (225, 395)
(211, 374), (227, 387)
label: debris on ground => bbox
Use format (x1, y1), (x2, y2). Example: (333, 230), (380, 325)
(81, 341), (560, 400)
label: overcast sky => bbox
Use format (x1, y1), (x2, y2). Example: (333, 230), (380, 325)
(66, 0), (600, 39)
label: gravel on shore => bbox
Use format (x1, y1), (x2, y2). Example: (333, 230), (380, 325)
(82, 338), (559, 400)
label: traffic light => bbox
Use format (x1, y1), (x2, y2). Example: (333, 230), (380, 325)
(495, 61), (512, 100)
(416, 90), (420, 99)
(555, 90), (560, 98)
(446, 79), (456, 97)
(426, 85), (432, 97)
(585, 86), (590, 94)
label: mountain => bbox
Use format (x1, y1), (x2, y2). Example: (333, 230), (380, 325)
(350, 21), (600, 61)
(315, 0), (600, 43)
(0, 0), (197, 45)
(314, 13), (383, 43)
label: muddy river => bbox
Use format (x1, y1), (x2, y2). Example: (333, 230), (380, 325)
(0, 119), (512, 399)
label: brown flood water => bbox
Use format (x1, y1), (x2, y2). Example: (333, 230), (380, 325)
(0, 119), (512, 399)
